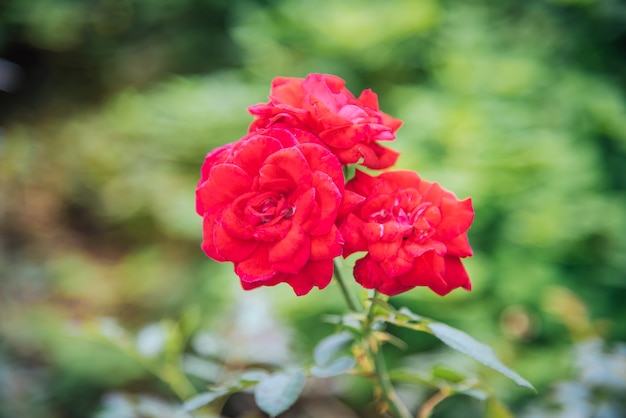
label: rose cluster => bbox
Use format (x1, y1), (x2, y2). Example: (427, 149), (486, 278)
(196, 74), (474, 297)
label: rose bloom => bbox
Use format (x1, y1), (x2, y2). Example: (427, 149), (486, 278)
(248, 73), (402, 170)
(196, 125), (360, 296)
(339, 170), (474, 296)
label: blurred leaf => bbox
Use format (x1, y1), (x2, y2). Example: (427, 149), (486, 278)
(313, 331), (354, 367)
(427, 322), (534, 390)
(432, 365), (466, 383)
(310, 356), (355, 378)
(389, 369), (434, 387)
(254, 369), (306, 417)
(181, 389), (228, 412)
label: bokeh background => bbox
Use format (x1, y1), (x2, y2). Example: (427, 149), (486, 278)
(1, 0), (626, 417)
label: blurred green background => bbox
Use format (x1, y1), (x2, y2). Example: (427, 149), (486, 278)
(1, 0), (626, 417)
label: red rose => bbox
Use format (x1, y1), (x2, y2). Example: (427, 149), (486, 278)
(248, 73), (402, 169)
(196, 126), (352, 296)
(339, 170), (474, 296)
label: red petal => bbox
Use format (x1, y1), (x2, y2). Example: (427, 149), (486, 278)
(339, 213), (368, 256)
(269, 225), (311, 274)
(232, 135), (283, 177)
(378, 170), (421, 192)
(437, 197), (474, 240)
(444, 233), (473, 257)
(212, 216), (259, 262)
(443, 256), (472, 292)
(259, 147), (312, 193)
(381, 111), (403, 132)
(357, 89), (380, 110)
(298, 143), (344, 189)
(367, 239), (402, 262)
(200, 210), (226, 262)
(353, 142), (400, 170)
(285, 259), (334, 296)
(197, 164), (252, 210)
(310, 225), (343, 260)
(337, 190), (365, 223)
(240, 271), (287, 291)
(270, 76), (305, 106)
(353, 256), (386, 290)
(397, 251), (448, 294)
(304, 171), (341, 235)
(235, 245), (276, 282)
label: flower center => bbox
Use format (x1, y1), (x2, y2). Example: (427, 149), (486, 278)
(245, 192), (295, 225)
(368, 190), (437, 242)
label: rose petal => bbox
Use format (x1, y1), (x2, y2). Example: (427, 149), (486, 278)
(443, 256), (472, 291)
(197, 164), (252, 210)
(235, 245), (276, 282)
(232, 135), (283, 177)
(339, 214), (368, 256)
(285, 259), (334, 296)
(269, 225), (311, 274)
(259, 147), (312, 193)
(304, 171), (341, 234)
(310, 225), (343, 260)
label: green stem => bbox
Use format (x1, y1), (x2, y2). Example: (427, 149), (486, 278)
(372, 346), (413, 418)
(333, 258), (360, 312)
(366, 291), (412, 418)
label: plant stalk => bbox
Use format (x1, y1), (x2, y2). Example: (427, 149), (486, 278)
(366, 291), (413, 418)
(333, 258), (360, 312)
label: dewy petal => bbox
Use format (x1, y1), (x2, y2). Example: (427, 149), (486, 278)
(269, 225), (311, 274)
(197, 164), (252, 210)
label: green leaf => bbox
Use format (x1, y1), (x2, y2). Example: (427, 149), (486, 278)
(313, 332), (354, 367)
(388, 369), (435, 387)
(427, 322), (534, 390)
(181, 389), (228, 412)
(432, 365), (466, 383)
(310, 356), (355, 377)
(254, 370), (306, 417)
